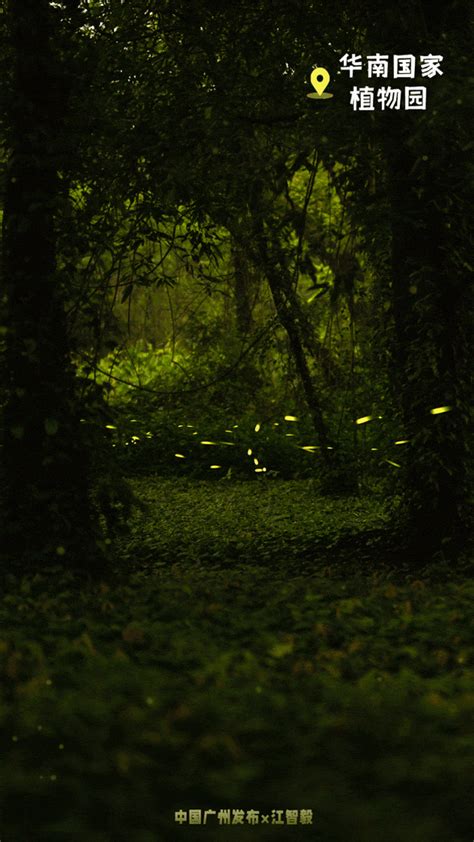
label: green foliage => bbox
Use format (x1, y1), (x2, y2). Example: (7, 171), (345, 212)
(0, 483), (472, 840)
(79, 344), (412, 489)
(109, 412), (324, 481)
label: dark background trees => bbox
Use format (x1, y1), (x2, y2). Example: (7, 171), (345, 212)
(1, 0), (472, 569)
(0, 0), (104, 570)
(0, 3), (472, 840)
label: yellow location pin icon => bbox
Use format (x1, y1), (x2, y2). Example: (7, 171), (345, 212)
(307, 67), (333, 100)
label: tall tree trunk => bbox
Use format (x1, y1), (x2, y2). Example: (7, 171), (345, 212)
(251, 218), (332, 461)
(1, 0), (102, 570)
(231, 239), (255, 338)
(339, 0), (473, 557)
(386, 128), (472, 559)
(269, 276), (332, 459)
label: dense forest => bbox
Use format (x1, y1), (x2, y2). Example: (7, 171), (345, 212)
(0, 1), (472, 840)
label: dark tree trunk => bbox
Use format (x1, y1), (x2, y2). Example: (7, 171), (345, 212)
(231, 239), (255, 338)
(269, 276), (332, 458)
(332, 0), (474, 557)
(284, 288), (341, 387)
(1, 0), (102, 570)
(251, 219), (332, 462)
(387, 130), (472, 559)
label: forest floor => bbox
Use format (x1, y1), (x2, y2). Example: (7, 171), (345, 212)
(0, 479), (472, 842)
